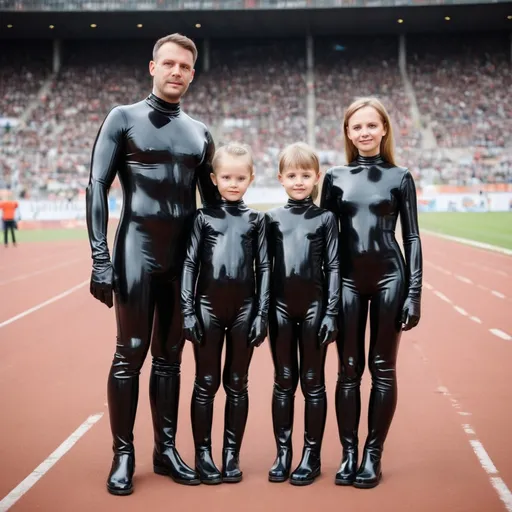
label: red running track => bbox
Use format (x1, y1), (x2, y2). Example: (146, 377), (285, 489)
(0, 235), (511, 512)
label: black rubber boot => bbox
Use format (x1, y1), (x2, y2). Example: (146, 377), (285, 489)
(150, 360), (200, 485)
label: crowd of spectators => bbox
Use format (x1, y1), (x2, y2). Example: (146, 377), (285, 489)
(1, 33), (510, 198)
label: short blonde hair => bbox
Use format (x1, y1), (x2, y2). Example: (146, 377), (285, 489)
(278, 142), (320, 200)
(343, 97), (396, 166)
(212, 142), (254, 174)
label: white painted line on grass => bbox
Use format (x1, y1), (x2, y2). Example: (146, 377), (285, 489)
(491, 291), (506, 299)
(422, 229), (512, 256)
(0, 280), (89, 329)
(489, 329), (512, 341)
(434, 291), (452, 303)
(454, 306), (468, 316)
(455, 275), (473, 284)
(0, 258), (85, 286)
(0, 413), (103, 511)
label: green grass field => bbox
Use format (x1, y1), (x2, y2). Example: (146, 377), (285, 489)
(8, 211), (512, 250)
(419, 212), (512, 250)
(14, 228), (89, 243)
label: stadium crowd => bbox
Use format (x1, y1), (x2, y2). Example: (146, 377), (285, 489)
(1, 33), (510, 198)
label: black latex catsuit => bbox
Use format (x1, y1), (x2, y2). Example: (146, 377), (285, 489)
(86, 92), (221, 495)
(180, 199), (270, 484)
(320, 154), (423, 488)
(265, 196), (340, 485)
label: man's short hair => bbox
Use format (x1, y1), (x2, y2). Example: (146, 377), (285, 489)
(152, 33), (198, 64)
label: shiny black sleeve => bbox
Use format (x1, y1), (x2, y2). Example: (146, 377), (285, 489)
(399, 171), (423, 302)
(264, 212), (275, 273)
(255, 213), (271, 318)
(320, 168), (336, 214)
(323, 211), (341, 316)
(197, 130), (221, 208)
(85, 106), (125, 262)
(181, 211), (205, 316)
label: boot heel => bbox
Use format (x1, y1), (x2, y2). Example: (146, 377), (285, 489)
(153, 464), (169, 476)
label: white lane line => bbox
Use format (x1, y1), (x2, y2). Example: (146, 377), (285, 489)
(456, 275), (473, 284)
(470, 316), (482, 324)
(490, 478), (512, 512)
(434, 291), (452, 303)
(0, 413), (103, 511)
(470, 440), (498, 474)
(491, 291), (506, 299)
(489, 329), (512, 341)
(424, 282), (434, 290)
(0, 280), (88, 329)
(435, 385), (512, 512)
(0, 258), (85, 286)
(454, 306), (468, 316)
(422, 229), (512, 256)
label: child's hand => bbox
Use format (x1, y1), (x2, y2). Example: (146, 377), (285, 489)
(249, 315), (267, 347)
(183, 314), (203, 345)
(400, 296), (420, 331)
(318, 315), (338, 346)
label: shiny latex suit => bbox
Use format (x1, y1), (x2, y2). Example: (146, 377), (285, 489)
(180, 199), (270, 484)
(320, 154), (423, 488)
(265, 197), (340, 485)
(86, 93), (221, 494)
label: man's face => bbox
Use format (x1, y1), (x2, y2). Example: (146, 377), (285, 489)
(149, 42), (195, 102)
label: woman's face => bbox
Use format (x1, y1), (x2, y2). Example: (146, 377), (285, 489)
(346, 106), (387, 157)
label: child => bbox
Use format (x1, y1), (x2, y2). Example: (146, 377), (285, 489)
(181, 142), (270, 484)
(266, 142), (340, 486)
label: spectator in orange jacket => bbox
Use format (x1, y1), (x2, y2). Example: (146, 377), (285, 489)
(0, 197), (19, 247)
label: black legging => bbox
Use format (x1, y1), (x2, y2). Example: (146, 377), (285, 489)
(191, 296), (255, 457)
(269, 298), (327, 455)
(3, 220), (16, 246)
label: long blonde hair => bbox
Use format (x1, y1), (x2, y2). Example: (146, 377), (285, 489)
(343, 97), (396, 166)
(278, 142), (321, 201)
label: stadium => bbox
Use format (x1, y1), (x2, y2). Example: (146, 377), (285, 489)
(1, 0), (511, 511)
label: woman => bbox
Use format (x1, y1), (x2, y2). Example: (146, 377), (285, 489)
(320, 97), (423, 489)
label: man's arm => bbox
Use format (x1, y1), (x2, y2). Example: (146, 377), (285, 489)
(85, 106), (125, 307)
(196, 130), (221, 208)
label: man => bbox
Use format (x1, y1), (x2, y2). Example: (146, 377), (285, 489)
(86, 33), (220, 496)
(0, 192), (19, 247)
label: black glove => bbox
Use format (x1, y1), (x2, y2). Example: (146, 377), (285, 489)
(318, 314), (338, 346)
(248, 314), (267, 347)
(90, 259), (114, 308)
(401, 296), (421, 331)
(183, 314), (203, 345)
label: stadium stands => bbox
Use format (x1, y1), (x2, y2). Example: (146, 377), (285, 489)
(0, 32), (510, 197)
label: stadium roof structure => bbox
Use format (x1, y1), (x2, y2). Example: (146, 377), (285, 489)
(1, 2), (511, 39)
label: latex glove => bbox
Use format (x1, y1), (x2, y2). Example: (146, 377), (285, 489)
(318, 314), (338, 346)
(248, 314), (267, 347)
(183, 314), (203, 345)
(90, 259), (114, 308)
(401, 296), (421, 331)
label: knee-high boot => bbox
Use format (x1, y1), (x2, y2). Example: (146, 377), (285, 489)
(222, 386), (249, 483)
(150, 359), (200, 485)
(268, 384), (294, 482)
(354, 375), (397, 489)
(106, 362), (138, 495)
(335, 378), (361, 485)
(191, 382), (222, 484)
(289, 386), (326, 486)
